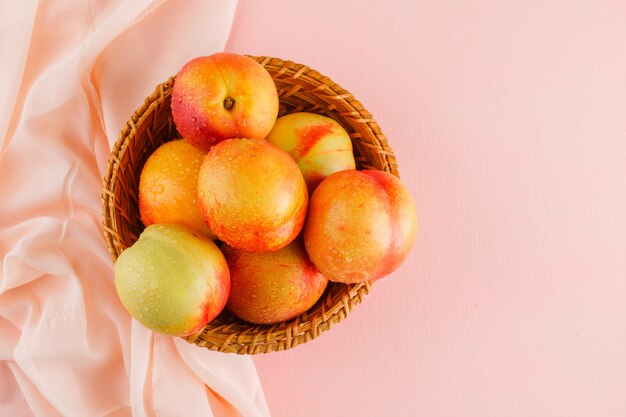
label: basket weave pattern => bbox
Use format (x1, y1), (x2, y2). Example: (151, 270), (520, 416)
(102, 56), (398, 354)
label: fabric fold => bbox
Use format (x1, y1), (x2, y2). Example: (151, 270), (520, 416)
(0, 1), (269, 416)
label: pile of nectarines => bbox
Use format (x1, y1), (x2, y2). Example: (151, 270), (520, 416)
(114, 52), (417, 337)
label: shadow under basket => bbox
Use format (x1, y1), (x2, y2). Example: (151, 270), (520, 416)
(102, 56), (399, 354)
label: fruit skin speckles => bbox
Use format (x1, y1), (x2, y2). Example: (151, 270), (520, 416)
(138, 139), (215, 240)
(222, 237), (328, 325)
(114, 224), (230, 336)
(304, 169), (418, 283)
(266, 112), (356, 194)
(171, 53), (279, 152)
(197, 138), (308, 253)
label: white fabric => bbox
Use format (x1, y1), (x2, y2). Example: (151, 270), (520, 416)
(0, 1), (270, 416)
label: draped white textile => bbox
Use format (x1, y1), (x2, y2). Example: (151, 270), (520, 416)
(0, 1), (270, 416)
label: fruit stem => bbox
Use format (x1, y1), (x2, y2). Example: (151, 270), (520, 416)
(223, 97), (235, 110)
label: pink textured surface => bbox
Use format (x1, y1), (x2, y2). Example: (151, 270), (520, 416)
(227, 1), (626, 416)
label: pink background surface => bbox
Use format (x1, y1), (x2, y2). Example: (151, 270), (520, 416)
(227, 1), (626, 416)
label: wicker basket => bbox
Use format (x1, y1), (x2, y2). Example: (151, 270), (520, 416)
(102, 56), (398, 354)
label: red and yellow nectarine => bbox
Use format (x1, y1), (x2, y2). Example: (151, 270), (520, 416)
(266, 112), (356, 193)
(171, 53), (279, 152)
(222, 238), (328, 324)
(304, 170), (417, 283)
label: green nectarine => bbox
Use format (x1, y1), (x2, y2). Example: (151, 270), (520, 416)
(114, 224), (230, 336)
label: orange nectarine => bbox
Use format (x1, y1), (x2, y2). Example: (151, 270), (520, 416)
(138, 139), (214, 239)
(197, 138), (308, 252)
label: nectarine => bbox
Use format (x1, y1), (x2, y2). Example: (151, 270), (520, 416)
(114, 224), (230, 336)
(197, 138), (308, 252)
(222, 238), (328, 324)
(266, 112), (356, 192)
(171, 53), (279, 152)
(138, 139), (214, 239)
(304, 170), (417, 283)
